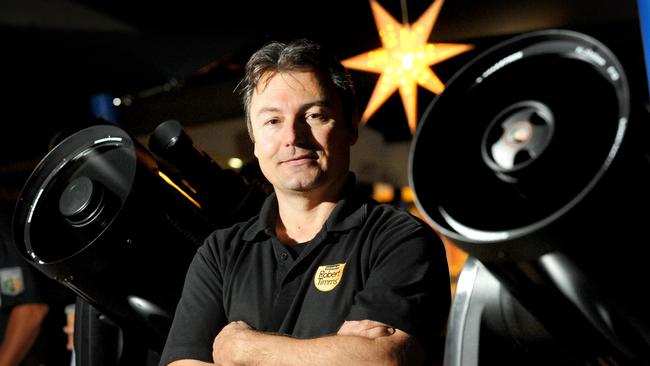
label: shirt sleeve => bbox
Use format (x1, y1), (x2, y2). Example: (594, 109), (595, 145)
(0, 239), (47, 309)
(159, 242), (227, 365)
(346, 213), (451, 343)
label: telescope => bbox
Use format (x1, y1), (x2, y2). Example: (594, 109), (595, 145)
(410, 28), (650, 364)
(12, 121), (266, 364)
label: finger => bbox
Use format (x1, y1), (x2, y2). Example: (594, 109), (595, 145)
(233, 320), (252, 329)
(337, 320), (395, 338)
(362, 325), (395, 339)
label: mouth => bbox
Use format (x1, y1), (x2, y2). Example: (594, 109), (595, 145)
(282, 153), (318, 165)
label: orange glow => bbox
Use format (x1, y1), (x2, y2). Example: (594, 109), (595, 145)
(372, 182), (395, 202)
(157, 171), (202, 208)
(400, 186), (415, 203)
(342, 0), (473, 133)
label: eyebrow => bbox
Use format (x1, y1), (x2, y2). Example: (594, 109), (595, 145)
(254, 100), (331, 118)
(255, 107), (282, 117)
(305, 100), (330, 109)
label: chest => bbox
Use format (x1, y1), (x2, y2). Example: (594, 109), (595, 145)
(221, 234), (371, 337)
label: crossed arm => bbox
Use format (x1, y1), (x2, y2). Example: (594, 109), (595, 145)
(168, 319), (424, 366)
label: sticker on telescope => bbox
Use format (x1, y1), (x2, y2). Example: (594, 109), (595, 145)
(94, 137), (123, 144)
(476, 51), (523, 84)
(574, 46), (606, 66)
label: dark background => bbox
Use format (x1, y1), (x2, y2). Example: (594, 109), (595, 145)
(0, 0), (643, 200)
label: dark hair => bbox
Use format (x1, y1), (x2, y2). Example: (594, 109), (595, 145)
(237, 39), (357, 139)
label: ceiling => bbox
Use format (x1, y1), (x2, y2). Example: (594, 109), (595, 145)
(0, 0), (641, 199)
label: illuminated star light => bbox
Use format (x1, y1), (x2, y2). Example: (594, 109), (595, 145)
(343, 0), (473, 133)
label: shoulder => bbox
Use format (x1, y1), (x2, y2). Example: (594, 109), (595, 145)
(198, 215), (261, 260)
(365, 202), (434, 235)
(362, 202), (445, 256)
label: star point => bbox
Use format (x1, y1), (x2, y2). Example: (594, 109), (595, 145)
(343, 0), (473, 134)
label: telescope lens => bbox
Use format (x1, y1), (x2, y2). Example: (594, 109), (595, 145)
(14, 126), (134, 263)
(59, 176), (106, 227)
(410, 31), (629, 237)
(482, 100), (554, 173)
(507, 122), (532, 144)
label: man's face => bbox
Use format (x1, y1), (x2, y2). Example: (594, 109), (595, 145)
(249, 70), (357, 196)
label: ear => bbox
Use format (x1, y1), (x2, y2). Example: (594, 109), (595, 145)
(247, 118), (255, 143)
(253, 140), (260, 159)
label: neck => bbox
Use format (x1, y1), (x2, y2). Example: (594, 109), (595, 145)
(274, 201), (336, 244)
(274, 175), (348, 244)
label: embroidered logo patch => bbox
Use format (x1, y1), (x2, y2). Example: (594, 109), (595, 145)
(0, 267), (25, 296)
(314, 263), (346, 292)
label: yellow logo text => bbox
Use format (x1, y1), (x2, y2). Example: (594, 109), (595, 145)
(314, 263), (346, 292)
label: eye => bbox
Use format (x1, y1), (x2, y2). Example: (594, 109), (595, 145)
(306, 112), (328, 122)
(265, 118), (280, 126)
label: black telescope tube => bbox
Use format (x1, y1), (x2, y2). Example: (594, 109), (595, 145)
(149, 120), (262, 224)
(11, 124), (220, 353)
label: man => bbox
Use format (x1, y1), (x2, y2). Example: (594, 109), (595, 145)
(0, 205), (65, 366)
(160, 39), (451, 366)
(0, 204), (49, 366)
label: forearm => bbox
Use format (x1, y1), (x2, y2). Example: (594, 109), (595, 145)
(168, 361), (213, 366)
(217, 330), (420, 366)
(0, 304), (49, 366)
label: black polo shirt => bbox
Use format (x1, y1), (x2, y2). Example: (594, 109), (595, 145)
(160, 181), (450, 364)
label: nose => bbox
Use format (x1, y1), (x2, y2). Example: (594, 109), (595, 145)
(283, 117), (308, 147)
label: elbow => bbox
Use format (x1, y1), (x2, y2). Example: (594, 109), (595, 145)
(380, 337), (426, 366)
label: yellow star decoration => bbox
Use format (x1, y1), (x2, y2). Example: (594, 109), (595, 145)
(342, 0), (473, 133)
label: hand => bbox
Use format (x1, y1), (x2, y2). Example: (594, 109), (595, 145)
(64, 304), (75, 351)
(212, 321), (254, 366)
(63, 324), (74, 351)
(337, 320), (396, 339)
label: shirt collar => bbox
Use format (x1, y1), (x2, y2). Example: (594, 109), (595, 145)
(242, 192), (278, 241)
(242, 173), (367, 241)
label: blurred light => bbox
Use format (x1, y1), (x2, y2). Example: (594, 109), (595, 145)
(401, 186), (415, 203)
(372, 182), (395, 203)
(228, 157), (243, 169)
(180, 179), (198, 194)
(342, 0), (473, 133)
(112, 97), (122, 107)
(90, 93), (118, 124)
(157, 171), (201, 208)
